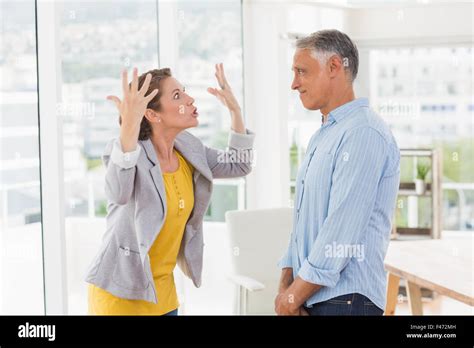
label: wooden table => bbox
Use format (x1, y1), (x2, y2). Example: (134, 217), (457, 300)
(384, 238), (473, 315)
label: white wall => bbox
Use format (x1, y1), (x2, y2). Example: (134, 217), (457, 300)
(347, 2), (473, 47)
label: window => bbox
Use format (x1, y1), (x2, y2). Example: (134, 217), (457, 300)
(175, 0), (245, 221)
(0, 0), (44, 314)
(167, 0), (244, 314)
(371, 47), (474, 231)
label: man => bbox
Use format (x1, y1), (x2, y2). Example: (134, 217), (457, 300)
(275, 29), (400, 316)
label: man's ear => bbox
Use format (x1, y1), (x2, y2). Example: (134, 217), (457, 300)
(144, 109), (160, 124)
(328, 55), (343, 78)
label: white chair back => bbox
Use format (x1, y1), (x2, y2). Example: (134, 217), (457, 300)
(225, 207), (293, 314)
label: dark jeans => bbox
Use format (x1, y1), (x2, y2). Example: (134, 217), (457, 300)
(163, 308), (178, 316)
(303, 293), (383, 316)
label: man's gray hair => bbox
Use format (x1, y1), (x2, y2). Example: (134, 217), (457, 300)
(296, 29), (359, 82)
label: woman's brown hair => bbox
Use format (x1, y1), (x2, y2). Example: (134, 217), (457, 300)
(118, 68), (172, 140)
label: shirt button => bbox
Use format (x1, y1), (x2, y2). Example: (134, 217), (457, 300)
(123, 153), (130, 162)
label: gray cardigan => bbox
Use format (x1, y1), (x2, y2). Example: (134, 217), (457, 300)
(84, 129), (255, 303)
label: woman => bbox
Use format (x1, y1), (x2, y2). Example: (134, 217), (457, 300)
(85, 64), (254, 315)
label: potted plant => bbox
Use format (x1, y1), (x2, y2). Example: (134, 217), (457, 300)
(415, 162), (430, 195)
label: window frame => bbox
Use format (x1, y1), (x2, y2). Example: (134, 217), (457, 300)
(36, 0), (68, 314)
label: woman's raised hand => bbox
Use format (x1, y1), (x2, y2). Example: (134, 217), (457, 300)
(207, 63), (241, 113)
(107, 67), (158, 127)
(207, 63), (245, 134)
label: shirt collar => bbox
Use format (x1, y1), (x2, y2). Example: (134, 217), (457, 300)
(325, 97), (369, 124)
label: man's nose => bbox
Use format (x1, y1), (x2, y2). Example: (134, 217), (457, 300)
(291, 77), (299, 90)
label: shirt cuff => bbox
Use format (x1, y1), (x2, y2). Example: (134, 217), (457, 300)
(228, 128), (255, 150)
(110, 139), (141, 169)
(277, 253), (293, 269)
(298, 258), (341, 288)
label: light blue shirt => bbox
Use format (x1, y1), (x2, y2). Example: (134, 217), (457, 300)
(278, 98), (400, 310)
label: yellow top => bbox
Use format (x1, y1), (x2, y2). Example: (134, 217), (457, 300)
(88, 150), (194, 315)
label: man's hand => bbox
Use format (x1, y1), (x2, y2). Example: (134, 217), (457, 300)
(300, 307), (310, 315)
(275, 276), (322, 315)
(274, 292), (310, 315)
(274, 292), (300, 315)
(275, 268), (301, 315)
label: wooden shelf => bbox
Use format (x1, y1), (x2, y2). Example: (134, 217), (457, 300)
(392, 149), (442, 239)
(399, 182), (432, 196)
(399, 182), (432, 191)
(396, 227), (431, 235)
